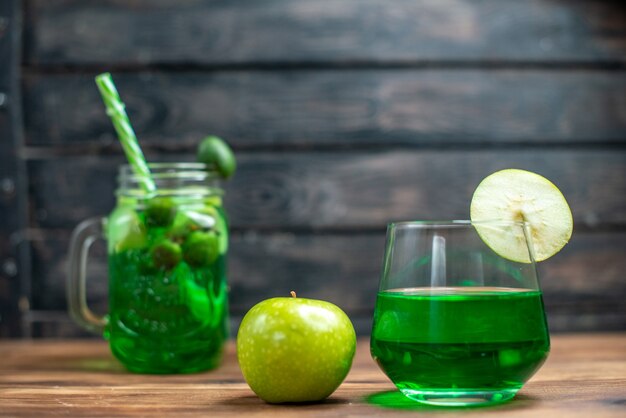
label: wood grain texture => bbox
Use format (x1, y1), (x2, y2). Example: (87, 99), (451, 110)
(27, 150), (626, 229)
(23, 0), (626, 65)
(14, 0), (626, 342)
(22, 70), (626, 147)
(0, 0), (28, 337)
(27, 230), (626, 333)
(0, 336), (625, 417)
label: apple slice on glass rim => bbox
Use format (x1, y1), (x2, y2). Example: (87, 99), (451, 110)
(470, 169), (573, 263)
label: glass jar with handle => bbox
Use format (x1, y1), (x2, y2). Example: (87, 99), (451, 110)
(67, 163), (229, 374)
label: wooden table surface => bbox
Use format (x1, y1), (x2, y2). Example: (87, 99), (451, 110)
(0, 334), (625, 417)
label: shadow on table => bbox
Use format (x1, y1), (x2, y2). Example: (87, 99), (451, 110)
(216, 395), (350, 407)
(365, 391), (539, 412)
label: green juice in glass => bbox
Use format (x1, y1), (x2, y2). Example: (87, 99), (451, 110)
(371, 287), (550, 400)
(105, 195), (229, 374)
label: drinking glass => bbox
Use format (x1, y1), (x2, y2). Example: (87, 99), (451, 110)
(67, 163), (229, 373)
(370, 220), (550, 406)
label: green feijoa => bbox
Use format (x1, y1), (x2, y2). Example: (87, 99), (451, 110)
(167, 219), (194, 243)
(151, 239), (183, 270)
(189, 206), (228, 253)
(145, 197), (177, 227)
(183, 231), (220, 267)
(166, 210), (210, 243)
(197, 136), (237, 179)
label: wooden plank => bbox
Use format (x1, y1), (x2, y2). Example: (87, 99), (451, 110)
(22, 70), (626, 147)
(28, 230), (626, 333)
(0, 0), (28, 338)
(27, 150), (626, 229)
(23, 0), (626, 65)
(0, 337), (625, 417)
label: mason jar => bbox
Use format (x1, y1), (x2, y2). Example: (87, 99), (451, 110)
(67, 163), (229, 373)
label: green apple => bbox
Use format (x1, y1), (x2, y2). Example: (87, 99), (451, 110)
(237, 293), (356, 403)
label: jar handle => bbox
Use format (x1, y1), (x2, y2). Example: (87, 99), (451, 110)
(67, 217), (107, 334)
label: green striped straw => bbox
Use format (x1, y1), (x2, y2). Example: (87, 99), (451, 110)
(95, 73), (156, 194)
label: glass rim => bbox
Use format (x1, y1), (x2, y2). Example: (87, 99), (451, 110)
(388, 220), (530, 229)
(116, 162), (224, 197)
(119, 161), (217, 172)
(120, 162), (210, 169)
(118, 162), (222, 181)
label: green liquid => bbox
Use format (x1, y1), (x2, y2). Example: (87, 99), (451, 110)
(106, 199), (228, 374)
(371, 287), (550, 403)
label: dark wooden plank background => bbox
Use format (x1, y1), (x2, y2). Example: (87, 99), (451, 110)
(23, 0), (626, 64)
(0, 0), (30, 337)
(21, 71), (626, 147)
(0, 0), (624, 337)
(25, 151), (626, 229)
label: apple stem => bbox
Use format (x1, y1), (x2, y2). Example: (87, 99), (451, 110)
(290, 291), (297, 298)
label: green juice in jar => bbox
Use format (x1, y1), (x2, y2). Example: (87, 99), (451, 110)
(370, 287), (550, 398)
(105, 194), (229, 373)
